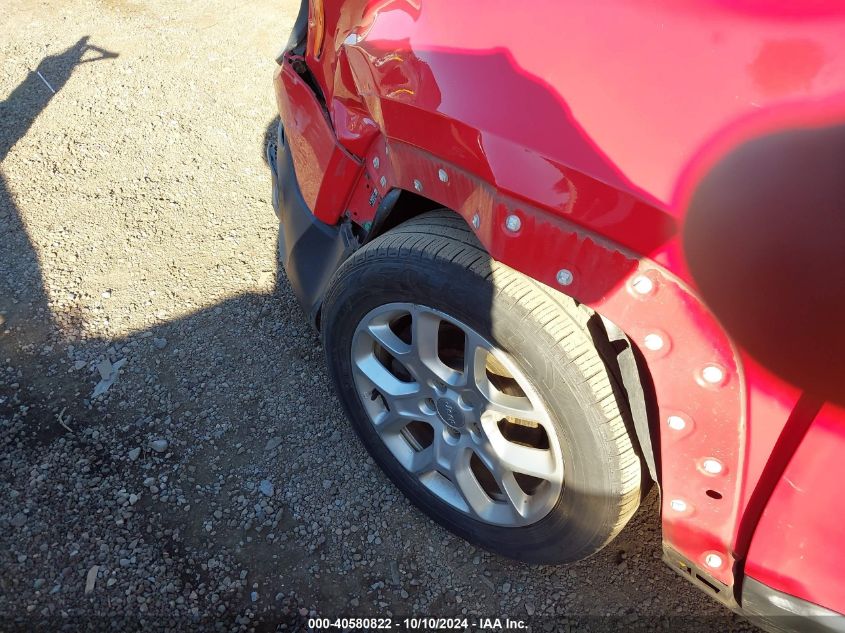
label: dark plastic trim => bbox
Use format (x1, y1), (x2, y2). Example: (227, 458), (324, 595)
(278, 0), (309, 62)
(742, 577), (845, 633)
(269, 123), (357, 328)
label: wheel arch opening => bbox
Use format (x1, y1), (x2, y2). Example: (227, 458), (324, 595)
(589, 314), (661, 489)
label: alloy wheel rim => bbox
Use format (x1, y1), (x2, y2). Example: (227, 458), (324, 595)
(351, 303), (564, 527)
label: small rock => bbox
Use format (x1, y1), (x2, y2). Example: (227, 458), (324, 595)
(259, 480), (274, 497)
(96, 359), (113, 380)
(152, 337), (167, 350)
(149, 439), (168, 453)
(251, 591), (258, 602)
(128, 447), (141, 461)
(85, 565), (99, 595)
(264, 437), (282, 452)
(33, 579), (46, 590)
(10, 512), (26, 528)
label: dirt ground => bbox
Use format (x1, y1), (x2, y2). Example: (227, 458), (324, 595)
(0, 0), (758, 631)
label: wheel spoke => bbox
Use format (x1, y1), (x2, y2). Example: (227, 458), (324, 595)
(408, 445), (436, 474)
(462, 333), (488, 390)
(411, 308), (459, 384)
(354, 354), (418, 398)
(497, 470), (531, 519)
(434, 440), (484, 515)
(367, 322), (412, 358)
(412, 308), (440, 367)
(482, 420), (560, 481)
(454, 462), (495, 516)
(372, 409), (414, 435)
(480, 389), (545, 423)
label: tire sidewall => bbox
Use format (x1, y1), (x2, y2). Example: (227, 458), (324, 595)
(323, 248), (626, 563)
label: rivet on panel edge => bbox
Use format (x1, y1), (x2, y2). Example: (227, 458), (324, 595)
(413, 179), (422, 192)
(698, 364), (727, 387)
(700, 458), (724, 475)
(644, 333), (665, 351)
(504, 214), (521, 233)
(667, 415), (687, 431)
(669, 499), (688, 513)
(471, 214), (480, 230)
(630, 274), (655, 296)
(556, 269), (574, 286)
(704, 553), (724, 569)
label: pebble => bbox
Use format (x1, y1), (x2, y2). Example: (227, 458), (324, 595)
(259, 480), (274, 497)
(152, 337), (168, 349)
(264, 436), (282, 452)
(149, 439), (168, 453)
(128, 447), (141, 461)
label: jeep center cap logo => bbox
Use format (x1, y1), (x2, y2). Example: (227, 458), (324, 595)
(435, 397), (465, 429)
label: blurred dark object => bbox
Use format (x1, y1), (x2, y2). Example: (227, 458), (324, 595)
(684, 123), (845, 405)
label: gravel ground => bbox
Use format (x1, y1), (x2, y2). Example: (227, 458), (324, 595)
(0, 1), (759, 631)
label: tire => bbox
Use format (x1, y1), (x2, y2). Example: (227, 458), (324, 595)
(321, 210), (642, 563)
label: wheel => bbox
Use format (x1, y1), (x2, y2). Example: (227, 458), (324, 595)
(321, 210), (642, 563)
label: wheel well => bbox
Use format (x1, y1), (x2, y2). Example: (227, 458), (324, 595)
(364, 188), (443, 243)
(591, 315), (660, 487)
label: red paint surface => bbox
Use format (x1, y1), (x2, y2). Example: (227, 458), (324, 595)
(745, 402), (845, 611)
(274, 60), (361, 223)
(275, 0), (845, 613)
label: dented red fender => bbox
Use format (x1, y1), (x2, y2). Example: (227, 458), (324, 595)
(275, 0), (845, 615)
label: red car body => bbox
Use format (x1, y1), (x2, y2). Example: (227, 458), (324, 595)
(271, 0), (845, 627)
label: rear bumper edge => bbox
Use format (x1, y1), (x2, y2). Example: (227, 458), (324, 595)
(269, 122), (356, 328)
(741, 577), (845, 633)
